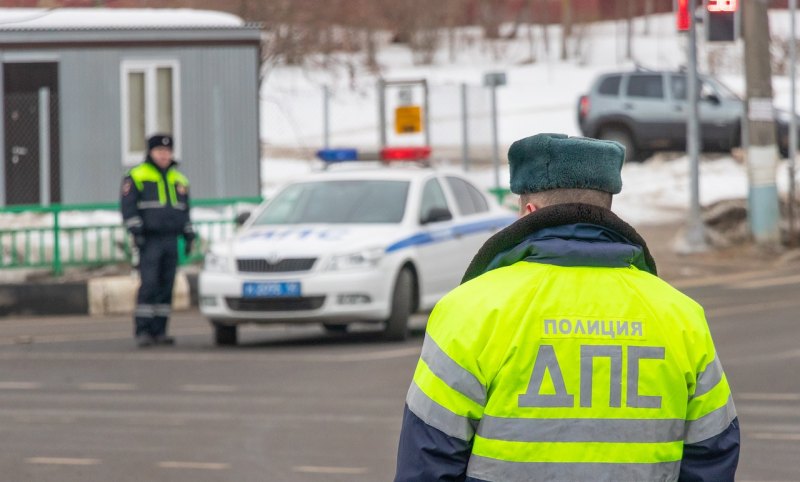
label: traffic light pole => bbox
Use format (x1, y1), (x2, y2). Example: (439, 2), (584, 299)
(680, 0), (707, 253)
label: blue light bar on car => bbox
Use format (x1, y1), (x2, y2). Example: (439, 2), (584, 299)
(316, 148), (359, 163)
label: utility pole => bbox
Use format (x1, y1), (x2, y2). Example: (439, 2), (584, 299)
(743, 0), (781, 248)
(789, 0), (797, 245)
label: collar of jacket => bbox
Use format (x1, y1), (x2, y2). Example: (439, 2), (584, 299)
(145, 156), (177, 173)
(461, 203), (657, 284)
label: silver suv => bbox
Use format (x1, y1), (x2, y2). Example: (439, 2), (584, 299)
(577, 69), (795, 162)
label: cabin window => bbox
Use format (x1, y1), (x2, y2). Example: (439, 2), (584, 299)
(121, 61), (180, 165)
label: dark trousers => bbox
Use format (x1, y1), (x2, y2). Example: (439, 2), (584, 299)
(134, 235), (178, 337)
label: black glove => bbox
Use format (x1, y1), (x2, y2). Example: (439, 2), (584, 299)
(133, 234), (146, 249)
(184, 236), (194, 256)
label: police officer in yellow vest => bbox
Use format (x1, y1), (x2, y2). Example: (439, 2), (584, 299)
(121, 134), (194, 347)
(395, 133), (739, 481)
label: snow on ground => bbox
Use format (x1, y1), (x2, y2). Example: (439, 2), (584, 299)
(260, 10), (800, 228)
(5, 8), (800, 263)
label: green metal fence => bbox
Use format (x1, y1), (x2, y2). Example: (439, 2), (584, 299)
(0, 197), (262, 276)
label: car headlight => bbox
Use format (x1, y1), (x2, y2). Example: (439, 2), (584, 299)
(326, 247), (384, 271)
(204, 252), (231, 273)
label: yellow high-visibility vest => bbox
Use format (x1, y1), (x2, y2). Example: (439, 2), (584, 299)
(408, 261), (735, 482)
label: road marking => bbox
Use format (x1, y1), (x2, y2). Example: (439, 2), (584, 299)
(158, 461), (230, 470)
(728, 273), (800, 290)
(0, 317), (114, 330)
(738, 393), (800, 401)
(180, 384), (237, 393)
(0, 347), (421, 364)
(292, 466), (369, 475)
(312, 346), (420, 362)
(705, 298), (800, 318)
(671, 269), (784, 289)
(26, 457), (100, 466)
(751, 432), (800, 441)
(79, 383), (137, 391)
(0, 329), (210, 346)
(726, 348), (800, 366)
(0, 382), (42, 390)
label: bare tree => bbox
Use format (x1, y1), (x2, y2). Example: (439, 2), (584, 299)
(560, 0), (572, 60)
(625, 0), (634, 60)
(539, 0), (550, 56)
(478, 0), (504, 39)
(644, 0), (654, 36)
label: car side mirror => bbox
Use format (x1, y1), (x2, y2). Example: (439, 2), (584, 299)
(235, 211), (251, 227)
(421, 207), (453, 225)
(702, 92), (721, 105)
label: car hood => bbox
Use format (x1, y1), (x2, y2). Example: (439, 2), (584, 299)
(225, 224), (409, 258)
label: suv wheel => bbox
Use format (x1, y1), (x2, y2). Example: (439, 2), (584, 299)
(600, 126), (639, 163)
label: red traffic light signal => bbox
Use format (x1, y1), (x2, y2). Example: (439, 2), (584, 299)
(677, 0), (690, 31)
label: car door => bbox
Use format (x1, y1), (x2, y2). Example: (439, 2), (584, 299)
(699, 77), (743, 149)
(442, 175), (500, 269)
(668, 74), (742, 151)
(415, 176), (461, 305)
(622, 73), (671, 149)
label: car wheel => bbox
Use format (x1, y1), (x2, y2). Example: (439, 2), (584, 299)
(213, 322), (238, 346)
(599, 126), (639, 163)
(323, 323), (348, 334)
(383, 268), (413, 341)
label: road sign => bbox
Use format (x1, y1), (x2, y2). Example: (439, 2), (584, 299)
(483, 72), (507, 87)
(395, 106), (423, 134)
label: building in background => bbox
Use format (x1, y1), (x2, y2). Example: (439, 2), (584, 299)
(0, 8), (261, 205)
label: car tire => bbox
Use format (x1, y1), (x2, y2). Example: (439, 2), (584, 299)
(213, 322), (238, 346)
(323, 323), (348, 334)
(383, 268), (413, 341)
(599, 126), (639, 163)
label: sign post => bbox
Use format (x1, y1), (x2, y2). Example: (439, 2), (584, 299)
(483, 72), (506, 190)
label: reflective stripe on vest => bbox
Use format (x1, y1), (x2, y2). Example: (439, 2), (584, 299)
(406, 381), (478, 441)
(467, 455), (681, 482)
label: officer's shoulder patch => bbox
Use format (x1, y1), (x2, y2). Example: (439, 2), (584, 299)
(177, 184), (188, 195)
(122, 179), (132, 196)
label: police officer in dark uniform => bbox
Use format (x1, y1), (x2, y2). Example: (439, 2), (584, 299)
(121, 134), (195, 347)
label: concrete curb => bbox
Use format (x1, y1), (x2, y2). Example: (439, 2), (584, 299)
(0, 272), (199, 317)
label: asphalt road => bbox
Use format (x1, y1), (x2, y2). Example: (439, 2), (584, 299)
(0, 266), (799, 481)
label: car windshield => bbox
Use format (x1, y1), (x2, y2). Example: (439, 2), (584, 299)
(252, 180), (410, 225)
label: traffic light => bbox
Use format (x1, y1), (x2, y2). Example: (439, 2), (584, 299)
(706, 0), (739, 42)
(676, 0), (690, 31)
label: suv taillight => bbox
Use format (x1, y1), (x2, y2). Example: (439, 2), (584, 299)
(579, 95), (590, 119)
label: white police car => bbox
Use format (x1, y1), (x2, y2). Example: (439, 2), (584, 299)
(199, 162), (515, 345)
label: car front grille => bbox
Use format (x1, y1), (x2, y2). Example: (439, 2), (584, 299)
(225, 296), (326, 312)
(236, 258), (317, 273)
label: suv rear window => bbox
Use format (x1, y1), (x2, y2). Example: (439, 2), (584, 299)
(597, 75), (622, 96)
(627, 75), (664, 99)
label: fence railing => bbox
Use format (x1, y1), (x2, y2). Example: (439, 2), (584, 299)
(0, 197), (263, 276)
